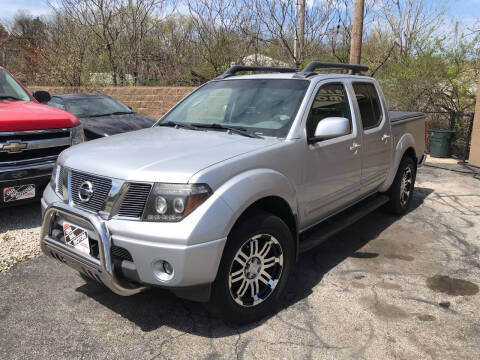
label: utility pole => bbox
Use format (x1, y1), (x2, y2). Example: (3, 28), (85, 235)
(293, 0), (298, 65)
(299, 0), (305, 64)
(349, 0), (365, 65)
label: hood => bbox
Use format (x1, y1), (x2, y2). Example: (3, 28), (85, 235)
(0, 100), (79, 131)
(79, 112), (156, 137)
(61, 127), (278, 183)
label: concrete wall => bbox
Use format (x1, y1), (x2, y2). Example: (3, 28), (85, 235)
(468, 77), (480, 166)
(29, 86), (196, 119)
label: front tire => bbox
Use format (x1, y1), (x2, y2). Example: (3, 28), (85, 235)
(385, 156), (416, 215)
(209, 210), (295, 324)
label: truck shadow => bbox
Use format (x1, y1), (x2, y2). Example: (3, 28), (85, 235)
(0, 202), (43, 233)
(75, 186), (434, 337)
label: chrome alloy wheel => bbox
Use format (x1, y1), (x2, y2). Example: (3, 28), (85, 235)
(400, 166), (413, 207)
(228, 234), (284, 307)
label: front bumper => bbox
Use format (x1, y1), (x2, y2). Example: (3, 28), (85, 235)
(0, 160), (55, 207)
(40, 186), (229, 297)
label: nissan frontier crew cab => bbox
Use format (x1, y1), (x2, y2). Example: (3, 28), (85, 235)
(0, 66), (84, 207)
(40, 62), (426, 323)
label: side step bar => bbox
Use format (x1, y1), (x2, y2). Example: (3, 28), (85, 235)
(299, 195), (389, 253)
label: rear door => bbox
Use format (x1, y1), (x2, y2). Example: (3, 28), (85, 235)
(352, 82), (392, 193)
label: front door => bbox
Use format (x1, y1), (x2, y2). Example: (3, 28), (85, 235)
(352, 82), (392, 193)
(301, 82), (362, 228)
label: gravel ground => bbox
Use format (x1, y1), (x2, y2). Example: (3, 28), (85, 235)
(0, 203), (42, 271)
(1, 165), (479, 359)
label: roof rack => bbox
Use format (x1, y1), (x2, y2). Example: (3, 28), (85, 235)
(215, 65), (298, 79)
(295, 61), (369, 78)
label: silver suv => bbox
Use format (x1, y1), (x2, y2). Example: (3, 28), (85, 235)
(41, 62), (426, 323)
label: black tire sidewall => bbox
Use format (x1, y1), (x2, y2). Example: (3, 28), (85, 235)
(388, 157), (416, 214)
(210, 210), (295, 323)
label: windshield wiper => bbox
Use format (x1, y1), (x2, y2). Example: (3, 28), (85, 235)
(158, 121), (201, 131)
(81, 111), (132, 118)
(109, 111), (133, 115)
(0, 96), (23, 101)
(195, 123), (263, 139)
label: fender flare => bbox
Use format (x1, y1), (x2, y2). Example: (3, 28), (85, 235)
(379, 133), (418, 192)
(215, 168), (298, 236)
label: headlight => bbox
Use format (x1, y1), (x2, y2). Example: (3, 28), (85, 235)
(71, 125), (85, 145)
(49, 163), (58, 191)
(143, 183), (212, 222)
(49, 163), (62, 196)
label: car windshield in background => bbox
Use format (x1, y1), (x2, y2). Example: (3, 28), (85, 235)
(0, 70), (31, 101)
(66, 96), (132, 118)
(161, 79), (309, 137)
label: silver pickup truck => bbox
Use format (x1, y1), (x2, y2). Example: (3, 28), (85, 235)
(40, 62), (426, 323)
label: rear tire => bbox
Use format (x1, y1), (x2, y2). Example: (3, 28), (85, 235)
(385, 156), (416, 215)
(209, 210), (295, 324)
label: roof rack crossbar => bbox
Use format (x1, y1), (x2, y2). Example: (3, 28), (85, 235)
(215, 65), (298, 79)
(295, 61), (369, 78)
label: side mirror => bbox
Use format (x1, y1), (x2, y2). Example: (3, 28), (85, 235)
(309, 117), (351, 143)
(33, 90), (51, 103)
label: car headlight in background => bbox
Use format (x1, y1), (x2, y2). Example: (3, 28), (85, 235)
(71, 125), (85, 145)
(143, 183), (212, 222)
(49, 163), (63, 196)
(49, 163), (59, 191)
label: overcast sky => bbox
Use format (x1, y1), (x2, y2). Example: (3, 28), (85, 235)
(0, 0), (478, 31)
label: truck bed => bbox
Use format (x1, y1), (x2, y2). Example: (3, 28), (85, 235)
(389, 111), (424, 123)
(389, 111), (426, 160)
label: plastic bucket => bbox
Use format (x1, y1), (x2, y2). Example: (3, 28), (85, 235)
(430, 130), (455, 158)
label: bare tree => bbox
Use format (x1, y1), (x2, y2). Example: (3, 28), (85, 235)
(377, 0), (445, 56)
(186, 0), (251, 76)
(8, 13), (47, 83)
(42, 13), (98, 86)
(0, 24), (8, 66)
(117, 0), (174, 85)
(51, 0), (125, 85)
(250, 0), (335, 67)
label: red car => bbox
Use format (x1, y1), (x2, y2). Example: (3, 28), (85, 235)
(0, 66), (84, 207)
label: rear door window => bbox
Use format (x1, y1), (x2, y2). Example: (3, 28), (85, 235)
(352, 83), (382, 130)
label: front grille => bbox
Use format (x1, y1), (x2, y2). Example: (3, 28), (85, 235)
(0, 128), (71, 166)
(0, 146), (69, 165)
(70, 171), (112, 212)
(0, 129), (70, 142)
(117, 183), (151, 218)
(111, 246), (133, 262)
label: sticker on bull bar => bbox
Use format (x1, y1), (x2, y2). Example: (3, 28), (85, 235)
(63, 222), (90, 255)
(3, 184), (35, 203)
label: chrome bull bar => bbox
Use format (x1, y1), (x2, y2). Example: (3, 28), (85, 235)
(40, 201), (147, 296)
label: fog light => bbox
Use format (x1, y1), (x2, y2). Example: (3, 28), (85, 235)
(163, 261), (173, 275)
(153, 260), (174, 281)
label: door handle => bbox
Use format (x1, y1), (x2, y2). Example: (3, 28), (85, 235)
(349, 142), (361, 152)
(381, 134), (391, 143)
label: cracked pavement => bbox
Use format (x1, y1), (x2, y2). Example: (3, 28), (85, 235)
(1, 165), (479, 359)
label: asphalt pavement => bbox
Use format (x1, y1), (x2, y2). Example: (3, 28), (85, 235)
(1, 165), (479, 359)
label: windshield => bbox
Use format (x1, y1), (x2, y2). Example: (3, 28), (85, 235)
(160, 79), (309, 137)
(66, 96), (132, 117)
(0, 70), (31, 101)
